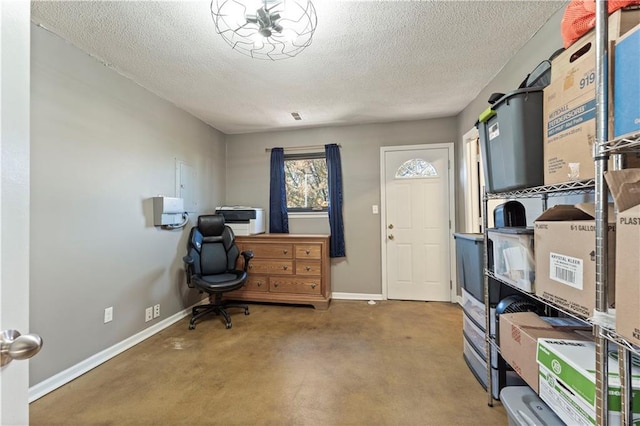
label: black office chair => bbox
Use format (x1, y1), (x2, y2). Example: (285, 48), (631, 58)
(183, 215), (254, 329)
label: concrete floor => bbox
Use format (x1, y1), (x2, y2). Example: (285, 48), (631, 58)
(30, 300), (507, 425)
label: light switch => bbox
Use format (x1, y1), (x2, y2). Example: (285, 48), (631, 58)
(372, 205), (379, 214)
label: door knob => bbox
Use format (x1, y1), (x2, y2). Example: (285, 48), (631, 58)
(388, 224), (394, 229)
(388, 234), (394, 240)
(1, 330), (43, 367)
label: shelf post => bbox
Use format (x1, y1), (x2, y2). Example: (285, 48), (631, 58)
(594, 0), (610, 424)
(619, 347), (632, 425)
(482, 187), (494, 407)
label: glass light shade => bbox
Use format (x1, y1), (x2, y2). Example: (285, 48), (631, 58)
(211, 0), (317, 60)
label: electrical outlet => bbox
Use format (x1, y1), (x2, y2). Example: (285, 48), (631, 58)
(145, 307), (153, 322)
(104, 306), (113, 323)
(153, 304), (160, 318)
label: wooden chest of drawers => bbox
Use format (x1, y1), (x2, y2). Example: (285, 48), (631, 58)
(226, 234), (331, 309)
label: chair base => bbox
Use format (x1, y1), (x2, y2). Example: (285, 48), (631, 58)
(189, 295), (249, 330)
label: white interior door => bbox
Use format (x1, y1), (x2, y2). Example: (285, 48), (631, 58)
(382, 145), (453, 301)
(1, 2), (32, 424)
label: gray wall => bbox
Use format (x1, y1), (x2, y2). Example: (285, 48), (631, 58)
(226, 119), (458, 295)
(29, 26), (225, 386)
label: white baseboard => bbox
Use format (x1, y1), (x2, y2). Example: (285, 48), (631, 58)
(28, 301), (203, 402)
(332, 292), (384, 301)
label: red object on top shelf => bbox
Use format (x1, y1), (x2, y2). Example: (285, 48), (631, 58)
(561, 0), (640, 48)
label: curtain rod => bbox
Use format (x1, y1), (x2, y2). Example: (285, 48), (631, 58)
(265, 144), (341, 153)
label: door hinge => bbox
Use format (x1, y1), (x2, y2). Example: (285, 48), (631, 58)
(449, 220), (451, 229)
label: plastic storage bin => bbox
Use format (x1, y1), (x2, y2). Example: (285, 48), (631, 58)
(462, 288), (496, 336)
(477, 88), (544, 193)
(463, 338), (526, 399)
(500, 386), (563, 426)
(454, 233), (509, 304)
(488, 228), (535, 292)
(463, 311), (498, 368)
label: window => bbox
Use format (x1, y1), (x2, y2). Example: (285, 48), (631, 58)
(284, 152), (329, 212)
(395, 158), (438, 178)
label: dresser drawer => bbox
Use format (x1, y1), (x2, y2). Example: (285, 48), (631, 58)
(296, 260), (322, 276)
(270, 277), (322, 295)
(242, 275), (268, 292)
(248, 259), (293, 275)
(243, 243), (293, 259)
(295, 244), (322, 260)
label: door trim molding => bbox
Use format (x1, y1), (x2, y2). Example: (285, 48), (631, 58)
(462, 127), (481, 233)
(379, 143), (456, 301)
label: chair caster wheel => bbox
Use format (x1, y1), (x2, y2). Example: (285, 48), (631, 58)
(244, 309), (250, 316)
(189, 324), (195, 330)
(225, 323), (232, 329)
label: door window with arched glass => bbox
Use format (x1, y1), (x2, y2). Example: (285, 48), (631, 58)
(395, 158), (438, 179)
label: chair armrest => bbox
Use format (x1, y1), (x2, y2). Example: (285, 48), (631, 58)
(183, 255), (195, 287)
(241, 250), (254, 272)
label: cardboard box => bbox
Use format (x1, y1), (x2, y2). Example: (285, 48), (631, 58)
(537, 338), (640, 425)
(614, 23), (640, 138)
(499, 312), (590, 393)
(543, 9), (640, 185)
(605, 169), (640, 346)
(534, 203), (615, 318)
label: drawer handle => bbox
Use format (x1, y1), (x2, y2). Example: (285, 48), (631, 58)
(283, 265), (288, 270)
(257, 281), (262, 287)
(283, 249), (288, 254)
(310, 283), (317, 289)
(274, 282), (279, 288)
(305, 249), (310, 255)
(249, 265), (252, 269)
(305, 266), (311, 271)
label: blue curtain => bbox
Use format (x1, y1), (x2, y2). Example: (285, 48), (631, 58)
(269, 148), (289, 233)
(325, 144), (345, 257)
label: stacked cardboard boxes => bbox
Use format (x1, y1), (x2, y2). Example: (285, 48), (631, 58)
(537, 338), (640, 425)
(499, 312), (590, 393)
(543, 9), (640, 185)
(605, 169), (640, 347)
(534, 203), (615, 318)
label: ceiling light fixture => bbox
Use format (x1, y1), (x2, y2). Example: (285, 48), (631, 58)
(211, 0), (317, 60)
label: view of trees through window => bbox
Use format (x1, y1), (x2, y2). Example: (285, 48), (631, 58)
(284, 154), (329, 211)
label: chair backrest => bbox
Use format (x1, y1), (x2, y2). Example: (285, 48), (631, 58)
(187, 215), (240, 276)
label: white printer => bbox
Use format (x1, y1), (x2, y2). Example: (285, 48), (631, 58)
(215, 207), (266, 236)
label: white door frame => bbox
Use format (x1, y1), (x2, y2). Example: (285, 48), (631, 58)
(1, 1), (31, 424)
(463, 128), (481, 234)
(380, 143), (456, 301)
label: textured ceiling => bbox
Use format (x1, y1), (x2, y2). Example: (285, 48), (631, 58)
(31, 1), (567, 134)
